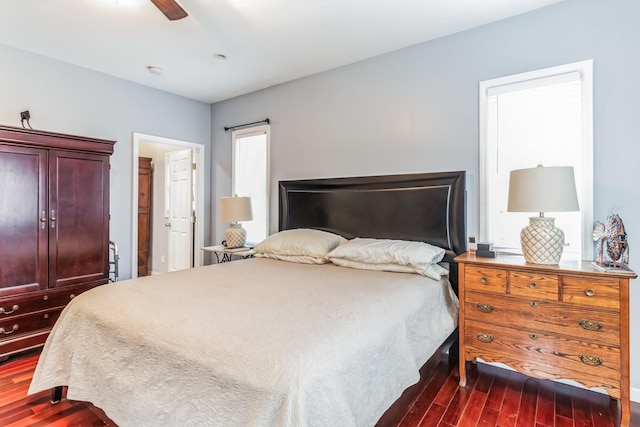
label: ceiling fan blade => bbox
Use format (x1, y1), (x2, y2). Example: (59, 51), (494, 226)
(150, 0), (188, 21)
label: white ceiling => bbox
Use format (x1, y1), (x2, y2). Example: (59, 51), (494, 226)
(0, 0), (563, 104)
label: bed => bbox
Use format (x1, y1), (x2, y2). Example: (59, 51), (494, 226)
(28, 171), (466, 427)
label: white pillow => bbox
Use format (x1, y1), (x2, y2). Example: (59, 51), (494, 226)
(254, 253), (329, 265)
(254, 228), (346, 264)
(327, 237), (446, 272)
(330, 257), (449, 280)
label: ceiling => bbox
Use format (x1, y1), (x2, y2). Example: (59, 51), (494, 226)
(0, 0), (563, 104)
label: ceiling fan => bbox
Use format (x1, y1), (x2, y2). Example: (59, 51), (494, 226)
(150, 0), (188, 20)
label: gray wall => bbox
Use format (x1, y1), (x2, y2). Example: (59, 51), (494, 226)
(210, 0), (640, 395)
(0, 43), (212, 280)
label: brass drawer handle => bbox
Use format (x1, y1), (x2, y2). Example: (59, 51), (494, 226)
(580, 354), (602, 366)
(529, 282), (537, 289)
(476, 332), (494, 343)
(481, 277), (488, 284)
(0, 324), (19, 335)
(585, 289), (595, 297)
(579, 319), (603, 332)
(530, 301), (539, 308)
(529, 334), (538, 340)
(0, 304), (19, 315)
(476, 303), (494, 313)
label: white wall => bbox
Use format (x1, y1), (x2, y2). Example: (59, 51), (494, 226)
(0, 43), (212, 280)
(210, 0), (640, 395)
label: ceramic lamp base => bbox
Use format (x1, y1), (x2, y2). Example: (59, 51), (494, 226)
(520, 216), (565, 265)
(225, 223), (247, 248)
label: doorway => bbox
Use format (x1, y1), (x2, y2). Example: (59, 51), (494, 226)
(131, 133), (205, 278)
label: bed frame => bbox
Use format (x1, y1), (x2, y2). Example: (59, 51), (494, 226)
(279, 170), (467, 425)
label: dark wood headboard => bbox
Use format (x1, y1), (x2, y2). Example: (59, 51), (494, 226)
(278, 171), (467, 291)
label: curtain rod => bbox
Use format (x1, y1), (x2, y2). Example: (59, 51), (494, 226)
(224, 118), (270, 132)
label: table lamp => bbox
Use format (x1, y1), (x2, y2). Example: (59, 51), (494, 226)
(507, 165), (579, 264)
(219, 196), (253, 248)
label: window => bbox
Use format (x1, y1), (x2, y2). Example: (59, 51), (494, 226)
(232, 125), (270, 244)
(479, 60), (593, 260)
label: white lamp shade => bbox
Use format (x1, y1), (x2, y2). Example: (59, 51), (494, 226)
(507, 165), (579, 265)
(507, 166), (579, 214)
(219, 196), (253, 222)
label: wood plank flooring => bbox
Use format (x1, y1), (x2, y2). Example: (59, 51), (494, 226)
(1, 350), (638, 426)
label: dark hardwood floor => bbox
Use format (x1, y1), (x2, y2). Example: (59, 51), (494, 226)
(1, 350), (638, 426)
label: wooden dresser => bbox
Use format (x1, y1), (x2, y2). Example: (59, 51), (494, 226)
(0, 126), (114, 360)
(456, 252), (636, 427)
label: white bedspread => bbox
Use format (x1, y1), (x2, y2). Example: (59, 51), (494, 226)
(29, 258), (458, 427)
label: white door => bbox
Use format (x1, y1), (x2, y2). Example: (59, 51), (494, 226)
(166, 149), (193, 272)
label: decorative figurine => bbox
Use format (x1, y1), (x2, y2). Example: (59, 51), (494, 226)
(593, 213), (629, 268)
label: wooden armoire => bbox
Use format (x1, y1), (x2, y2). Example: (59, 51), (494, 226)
(137, 157), (152, 277)
(0, 125), (114, 359)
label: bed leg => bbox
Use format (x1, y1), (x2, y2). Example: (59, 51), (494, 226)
(448, 335), (459, 359)
(51, 386), (63, 404)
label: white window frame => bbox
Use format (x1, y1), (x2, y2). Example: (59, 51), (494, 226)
(479, 60), (593, 260)
(231, 124), (271, 244)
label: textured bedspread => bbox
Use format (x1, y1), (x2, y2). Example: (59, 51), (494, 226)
(29, 258), (458, 427)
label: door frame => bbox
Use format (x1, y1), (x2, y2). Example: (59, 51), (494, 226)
(131, 132), (205, 278)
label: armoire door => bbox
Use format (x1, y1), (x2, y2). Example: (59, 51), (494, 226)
(0, 145), (48, 296)
(48, 150), (110, 289)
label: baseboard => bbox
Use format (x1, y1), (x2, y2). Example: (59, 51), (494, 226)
(631, 387), (640, 403)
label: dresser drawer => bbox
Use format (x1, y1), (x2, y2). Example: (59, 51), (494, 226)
(0, 309), (62, 341)
(509, 271), (558, 301)
(464, 320), (621, 390)
(464, 266), (507, 294)
(562, 277), (620, 310)
(0, 283), (95, 319)
(464, 291), (620, 347)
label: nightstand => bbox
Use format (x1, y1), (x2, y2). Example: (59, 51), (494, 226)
(202, 245), (255, 263)
(455, 252), (636, 427)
